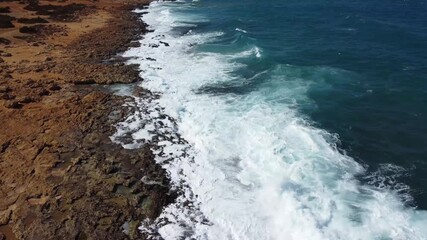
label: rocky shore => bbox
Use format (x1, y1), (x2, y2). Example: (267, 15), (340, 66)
(0, 0), (174, 239)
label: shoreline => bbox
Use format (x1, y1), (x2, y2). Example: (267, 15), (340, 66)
(0, 0), (174, 239)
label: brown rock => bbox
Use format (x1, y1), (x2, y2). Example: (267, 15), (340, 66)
(18, 96), (33, 103)
(5, 100), (22, 109)
(38, 88), (50, 96)
(0, 37), (10, 45)
(49, 83), (61, 91)
(1, 93), (15, 100)
(0, 1), (171, 240)
(0, 210), (11, 225)
(0, 86), (11, 93)
(0, 52), (12, 57)
(27, 196), (49, 205)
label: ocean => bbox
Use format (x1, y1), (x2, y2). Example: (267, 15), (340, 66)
(112, 0), (427, 239)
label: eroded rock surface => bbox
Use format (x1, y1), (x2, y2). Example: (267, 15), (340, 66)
(0, 0), (173, 239)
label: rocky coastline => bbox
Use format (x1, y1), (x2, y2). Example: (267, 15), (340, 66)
(0, 0), (174, 239)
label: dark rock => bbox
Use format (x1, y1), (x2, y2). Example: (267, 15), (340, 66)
(1, 74), (12, 79)
(23, 3), (88, 22)
(19, 26), (38, 34)
(5, 100), (22, 109)
(17, 17), (49, 24)
(0, 7), (11, 13)
(49, 84), (61, 91)
(128, 41), (140, 48)
(18, 96), (33, 103)
(0, 14), (15, 28)
(1, 93), (15, 100)
(159, 41), (169, 46)
(38, 88), (50, 96)
(0, 37), (11, 45)
(73, 79), (95, 85)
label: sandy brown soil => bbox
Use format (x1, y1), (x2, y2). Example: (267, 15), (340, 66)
(0, 0), (174, 239)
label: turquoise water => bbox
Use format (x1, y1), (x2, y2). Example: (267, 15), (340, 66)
(117, 0), (427, 239)
(192, 0), (427, 208)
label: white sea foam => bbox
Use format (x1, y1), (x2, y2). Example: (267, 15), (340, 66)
(112, 1), (427, 239)
(231, 46), (262, 59)
(235, 28), (247, 33)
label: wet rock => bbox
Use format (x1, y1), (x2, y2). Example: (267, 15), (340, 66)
(128, 41), (140, 48)
(73, 78), (95, 84)
(159, 41), (169, 46)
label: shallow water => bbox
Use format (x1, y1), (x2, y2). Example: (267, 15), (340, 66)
(113, 0), (427, 239)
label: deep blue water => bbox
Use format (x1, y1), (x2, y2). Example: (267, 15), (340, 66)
(184, 0), (427, 208)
